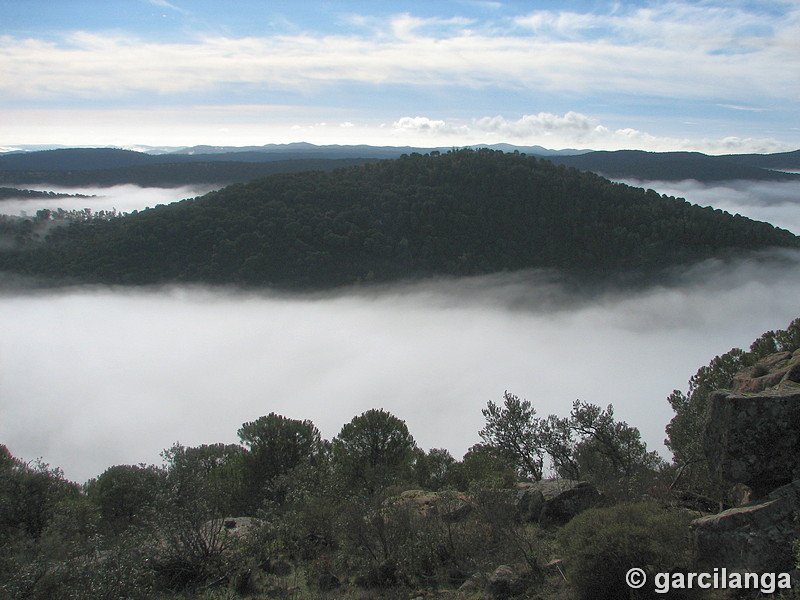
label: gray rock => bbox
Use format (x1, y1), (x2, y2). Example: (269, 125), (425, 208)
(515, 479), (601, 526)
(536, 480), (602, 528)
(691, 479), (800, 573)
(487, 564), (532, 599)
(457, 572), (486, 593)
(514, 483), (545, 522)
(704, 389), (800, 497)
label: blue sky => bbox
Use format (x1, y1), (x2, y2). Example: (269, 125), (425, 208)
(1, 0), (798, 152)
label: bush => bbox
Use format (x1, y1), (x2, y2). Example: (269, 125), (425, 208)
(557, 502), (695, 600)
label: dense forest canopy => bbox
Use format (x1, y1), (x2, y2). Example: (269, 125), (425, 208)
(1, 149), (798, 289)
(0, 157), (382, 188)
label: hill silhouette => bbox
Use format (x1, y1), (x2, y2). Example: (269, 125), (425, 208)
(547, 150), (800, 182)
(2, 149), (797, 289)
(724, 149), (800, 172)
(1, 145), (798, 187)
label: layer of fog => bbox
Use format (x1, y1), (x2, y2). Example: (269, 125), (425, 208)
(620, 179), (800, 235)
(0, 184), (219, 217)
(3, 251), (800, 485)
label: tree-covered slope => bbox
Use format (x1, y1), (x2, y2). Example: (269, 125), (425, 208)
(0, 157), (381, 187)
(3, 146), (798, 187)
(547, 150), (800, 182)
(723, 149), (800, 172)
(1, 149), (798, 289)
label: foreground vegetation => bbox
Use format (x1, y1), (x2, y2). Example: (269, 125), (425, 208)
(3, 318), (799, 599)
(1, 149), (797, 289)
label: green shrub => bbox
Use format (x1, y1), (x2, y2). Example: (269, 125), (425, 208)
(557, 502), (695, 600)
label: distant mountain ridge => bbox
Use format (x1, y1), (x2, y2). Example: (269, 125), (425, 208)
(170, 142), (591, 158)
(0, 144), (797, 186)
(546, 150), (800, 182)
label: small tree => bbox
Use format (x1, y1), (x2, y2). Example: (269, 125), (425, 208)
(86, 464), (165, 535)
(568, 400), (663, 482)
(332, 409), (418, 495)
(162, 442), (245, 516)
(479, 391), (546, 481)
(413, 448), (456, 491)
(0, 448), (81, 540)
(539, 414), (581, 480)
(478, 394), (663, 490)
(450, 443), (517, 490)
(237, 413), (324, 509)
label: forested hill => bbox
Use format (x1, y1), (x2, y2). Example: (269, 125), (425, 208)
(546, 150), (800, 182)
(2, 149), (798, 289)
(0, 155), (382, 187)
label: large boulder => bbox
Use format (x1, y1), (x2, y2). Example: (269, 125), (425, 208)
(691, 479), (800, 573)
(704, 388), (800, 497)
(516, 479), (601, 527)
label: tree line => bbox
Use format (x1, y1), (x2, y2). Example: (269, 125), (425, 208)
(1, 395), (669, 599)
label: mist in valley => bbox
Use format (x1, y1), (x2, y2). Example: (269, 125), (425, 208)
(0, 184), (219, 217)
(619, 179), (800, 235)
(1, 179), (799, 484)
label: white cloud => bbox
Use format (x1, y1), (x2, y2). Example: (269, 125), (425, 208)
(393, 116), (469, 136)
(1, 2), (797, 104)
(387, 112), (792, 153)
(0, 103), (791, 153)
(474, 112), (604, 138)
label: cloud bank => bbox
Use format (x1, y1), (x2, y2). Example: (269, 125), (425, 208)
(392, 113), (791, 154)
(618, 180), (800, 235)
(2, 251), (800, 484)
(2, 6), (797, 103)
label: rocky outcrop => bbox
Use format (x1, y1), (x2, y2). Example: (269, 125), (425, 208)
(692, 350), (800, 574)
(704, 389), (800, 497)
(516, 479), (601, 527)
(691, 479), (800, 572)
(731, 349), (800, 394)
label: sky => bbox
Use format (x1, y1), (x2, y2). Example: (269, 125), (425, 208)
(1, 0), (799, 153)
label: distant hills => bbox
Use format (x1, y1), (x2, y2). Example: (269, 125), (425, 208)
(2, 149), (797, 289)
(0, 144), (797, 187)
(546, 150), (800, 182)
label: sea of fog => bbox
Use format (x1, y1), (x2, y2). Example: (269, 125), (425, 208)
(1, 180), (800, 484)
